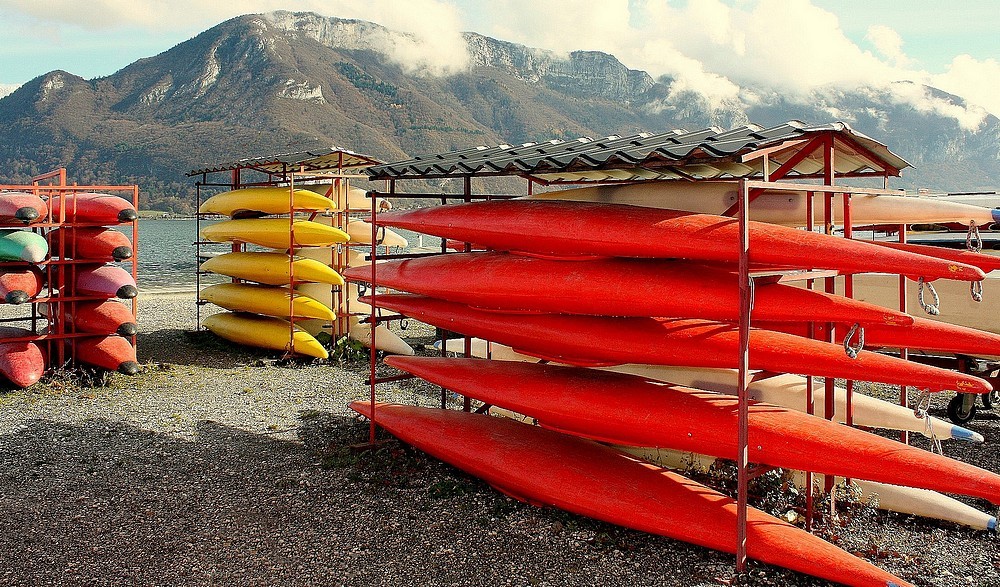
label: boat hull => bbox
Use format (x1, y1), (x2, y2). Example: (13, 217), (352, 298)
(352, 402), (910, 587)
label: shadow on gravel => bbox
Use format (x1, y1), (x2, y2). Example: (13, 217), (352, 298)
(2, 414), (997, 587)
(136, 328), (277, 369)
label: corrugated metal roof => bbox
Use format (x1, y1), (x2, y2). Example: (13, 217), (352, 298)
(366, 121), (911, 183)
(187, 147), (383, 176)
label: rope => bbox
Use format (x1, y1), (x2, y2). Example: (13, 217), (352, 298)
(917, 277), (940, 315)
(843, 323), (865, 359)
(967, 221), (983, 253)
(921, 404), (944, 456)
(972, 280), (984, 303)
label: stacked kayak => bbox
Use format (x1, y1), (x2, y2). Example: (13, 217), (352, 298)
(343, 196), (1000, 585)
(198, 184), (409, 359)
(46, 192), (140, 375)
(198, 187), (340, 360)
(0, 188), (139, 385)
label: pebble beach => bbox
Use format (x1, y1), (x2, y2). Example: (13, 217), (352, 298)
(0, 290), (998, 586)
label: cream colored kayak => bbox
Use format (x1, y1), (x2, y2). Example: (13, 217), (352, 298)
(200, 283), (335, 320)
(200, 252), (345, 285)
(834, 272), (1000, 336)
(314, 215), (407, 247)
(436, 338), (979, 442)
(618, 445), (996, 532)
(486, 406), (994, 531)
(528, 181), (1000, 227)
(304, 185), (392, 212)
(297, 281), (371, 315)
(199, 187), (335, 217)
(201, 219), (349, 249)
(296, 247), (370, 268)
(298, 316), (414, 355)
(203, 312), (329, 359)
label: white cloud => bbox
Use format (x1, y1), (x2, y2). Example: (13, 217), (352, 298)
(0, 0), (470, 77)
(928, 55), (1000, 125)
(866, 24), (912, 68)
(0, 83), (21, 99)
(2, 0), (997, 124)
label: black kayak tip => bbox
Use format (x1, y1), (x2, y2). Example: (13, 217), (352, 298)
(116, 322), (139, 337)
(118, 361), (140, 376)
(118, 209), (139, 222)
(116, 285), (138, 299)
(112, 246), (133, 261)
(4, 290), (29, 305)
(15, 206), (39, 223)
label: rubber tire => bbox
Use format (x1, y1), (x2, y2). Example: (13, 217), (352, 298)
(948, 394), (978, 424)
(983, 390), (999, 409)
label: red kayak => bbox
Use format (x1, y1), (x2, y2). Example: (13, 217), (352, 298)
(352, 402), (910, 587)
(363, 294), (989, 394)
(44, 300), (137, 336)
(344, 252), (912, 326)
(375, 200), (983, 282)
(0, 265), (44, 304)
(0, 192), (48, 224)
(50, 193), (138, 224)
(389, 357), (1000, 505)
(0, 327), (45, 387)
(872, 240), (1000, 274)
(48, 227), (133, 261)
(73, 335), (139, 375)
(73, 265), (137, 299)
(757, 316), (1000, 358)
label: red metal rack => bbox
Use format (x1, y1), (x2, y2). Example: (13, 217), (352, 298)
(0, 167), (139, 374)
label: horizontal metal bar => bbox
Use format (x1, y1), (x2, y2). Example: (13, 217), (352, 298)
(742, 180), (905, 196)
(371, 373), (416, 385)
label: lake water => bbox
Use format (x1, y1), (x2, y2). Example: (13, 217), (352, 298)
(118, 219), (433, 291)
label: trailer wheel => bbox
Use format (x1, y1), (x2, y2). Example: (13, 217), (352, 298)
(948, 394), (978, 424)
(983, 390), (999, 409)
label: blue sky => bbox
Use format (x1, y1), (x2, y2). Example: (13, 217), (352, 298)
(1, 0), (997, 119)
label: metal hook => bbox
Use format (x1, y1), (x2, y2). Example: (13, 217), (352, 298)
(357, 281), (367, 296)
(917, 277), (940, 316)
(972, 280), (984, 303)
(400, 319), (408, 331)
(967, 220), (983, 253)
(843, 322), (865, 359)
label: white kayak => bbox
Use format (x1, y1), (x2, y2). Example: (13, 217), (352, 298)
(527, 181), (1000, 227)
(618, 445), (996, 532)
(299, 315), (414, 356)
(434, 337), (981, 442)
(303, 185), (392, 212)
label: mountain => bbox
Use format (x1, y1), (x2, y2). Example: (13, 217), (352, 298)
(0, 11), (997, 213)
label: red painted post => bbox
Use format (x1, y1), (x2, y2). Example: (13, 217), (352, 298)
(735, 178), (751, 573)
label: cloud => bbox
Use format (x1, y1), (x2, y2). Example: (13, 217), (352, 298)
(929, 55), (1000, 125)
(2, 0), (997, 124)
(866, 25), (912, 68)
(0, 0), (470, 77)
(0, 83), (21, 99)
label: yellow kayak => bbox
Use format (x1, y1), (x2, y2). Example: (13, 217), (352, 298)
(203, 312), (329, 359)
(200, 252), (344, 285)
(201, 219), (349, 248)
(199, 187), (335, 217)
(200, 283), (335, 320)
(304, 185), (392, 212)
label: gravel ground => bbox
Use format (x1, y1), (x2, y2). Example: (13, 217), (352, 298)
(0, 291), (998, 586)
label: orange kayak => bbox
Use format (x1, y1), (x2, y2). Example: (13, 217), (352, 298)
(363, 293), (989, 394)
(388, 357), (1000, 505)
(375, 200), (983, 282)
(352, 401), (911, 587)
(344, 252), (912, 326)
